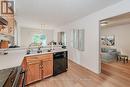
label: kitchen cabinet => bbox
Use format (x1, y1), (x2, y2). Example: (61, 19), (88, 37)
(42, 60), (53, 78)
(21, 58), (27, 71)
(26, 60), (41, 84)
(22, 53), (53, 85)
(40, 54), (53, 78)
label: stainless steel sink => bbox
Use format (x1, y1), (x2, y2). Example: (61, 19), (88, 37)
(26, 48), (51, 55)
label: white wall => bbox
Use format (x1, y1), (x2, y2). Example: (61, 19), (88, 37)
(59, 0), (130, 73)
(20, 27), (54, 47)
(101, 24), (130, 59)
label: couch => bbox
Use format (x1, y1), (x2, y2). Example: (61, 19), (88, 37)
(100, 48), (120, 62)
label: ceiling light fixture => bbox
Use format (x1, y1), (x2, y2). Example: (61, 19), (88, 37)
(100, 21), (108, 26)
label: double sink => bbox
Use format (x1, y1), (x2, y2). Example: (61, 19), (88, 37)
(25, 47), (67, 56)
(26, 48), (52, 56)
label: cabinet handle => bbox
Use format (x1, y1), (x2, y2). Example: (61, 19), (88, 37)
(40, 65), (42, 68)
(28, 62), (34, 65)
(39, 65), (44, 68)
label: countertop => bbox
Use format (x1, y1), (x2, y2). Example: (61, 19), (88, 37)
(0, 48), (67, 70)
(24, 48), (67, 57)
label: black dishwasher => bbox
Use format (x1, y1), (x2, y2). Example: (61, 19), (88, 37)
(53, 51), (68, 76)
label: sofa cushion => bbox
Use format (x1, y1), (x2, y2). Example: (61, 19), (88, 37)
(101, 48), (116, 53)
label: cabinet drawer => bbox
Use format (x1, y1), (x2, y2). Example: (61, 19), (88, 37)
(39, 54), (53, 61)
(25, 56), (40, 62)
(41, 57), (53, 61)
(27, 60), (41, 65)
(25, 53), (53, 62)
(37, 54), (53, 58)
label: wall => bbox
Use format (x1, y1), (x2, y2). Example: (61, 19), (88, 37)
(101, 24), (130, 59)
(20, 27), (54, 47)
(59, 0), (130, 73)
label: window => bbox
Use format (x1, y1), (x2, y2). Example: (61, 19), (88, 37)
(73, 29), (85, 51)
(32, 34), (47, 46)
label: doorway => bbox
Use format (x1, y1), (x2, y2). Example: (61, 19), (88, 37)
(99, 12), (130, 73)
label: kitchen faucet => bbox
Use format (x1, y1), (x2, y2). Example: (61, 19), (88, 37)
(26, 43), (33, 54)
(26, 43), (43, 54)
(37, 43), (42, 53)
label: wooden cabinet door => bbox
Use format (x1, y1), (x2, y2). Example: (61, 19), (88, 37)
(42, 60), (53, 78)
(21, 58), (27, 71)
(26, 60), (42, 84)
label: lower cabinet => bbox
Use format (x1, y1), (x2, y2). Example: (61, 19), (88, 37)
(42, 60), (53, 78)
(22, 53), (53, 85)
(26, 60), (42, 84)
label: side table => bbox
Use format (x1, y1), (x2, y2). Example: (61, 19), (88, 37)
(117, 54), (128, 64)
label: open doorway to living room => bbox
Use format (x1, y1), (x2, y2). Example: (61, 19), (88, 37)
(100, 12), (130, 64)
(99, 12), (130, 78)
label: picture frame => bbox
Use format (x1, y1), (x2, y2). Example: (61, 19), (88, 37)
(101, 35), (115, 46)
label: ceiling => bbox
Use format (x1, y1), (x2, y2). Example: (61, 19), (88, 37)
(15, 0), (122, 29)
(100, 12), (130, 28)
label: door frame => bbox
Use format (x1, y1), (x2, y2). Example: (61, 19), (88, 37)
(98, 12), (130, 73)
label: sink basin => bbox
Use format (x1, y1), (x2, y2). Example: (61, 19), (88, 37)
(26, 48), (50, 55)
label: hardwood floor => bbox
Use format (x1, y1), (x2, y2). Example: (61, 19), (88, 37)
(28, 60), (130, 87)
